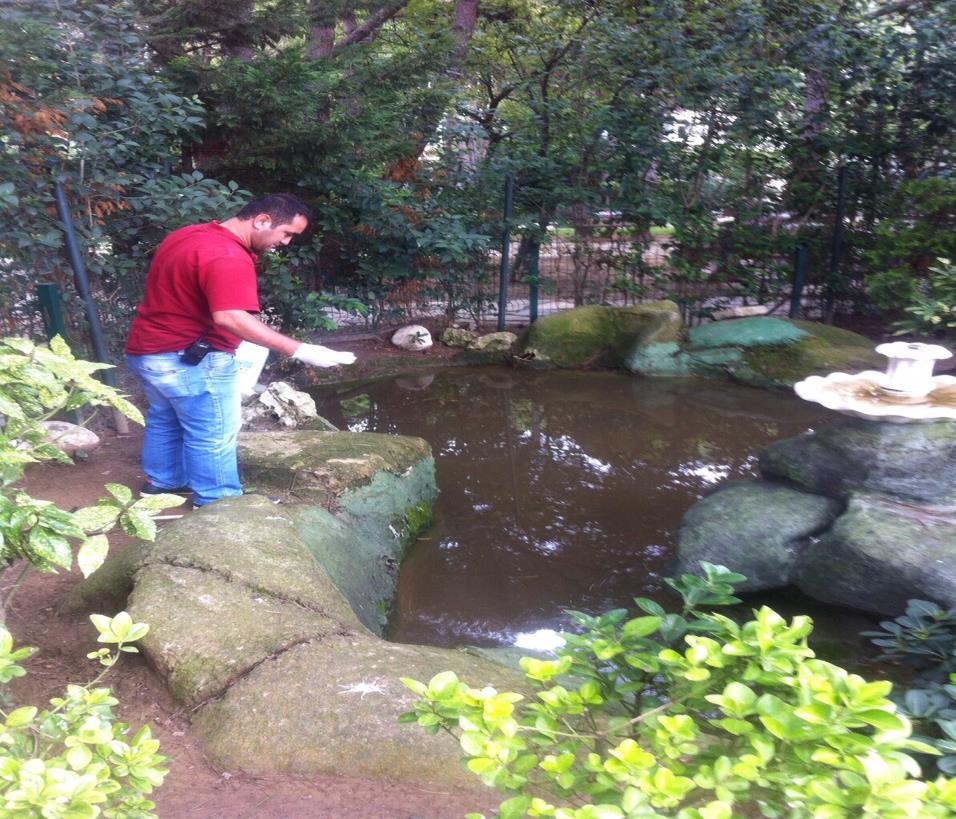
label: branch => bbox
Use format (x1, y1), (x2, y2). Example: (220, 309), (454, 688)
(332, 1), (409, 53)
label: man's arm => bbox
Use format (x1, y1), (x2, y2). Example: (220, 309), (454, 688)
(211, 309), (300, 356)
(211, 309), (356, 367)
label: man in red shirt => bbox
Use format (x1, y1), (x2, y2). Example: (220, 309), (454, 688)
(125, 193), (355, 507)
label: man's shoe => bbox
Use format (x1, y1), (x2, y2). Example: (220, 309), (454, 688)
(140, 482), (191, 496)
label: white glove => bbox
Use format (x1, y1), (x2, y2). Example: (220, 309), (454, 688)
(292, 343), (356, 368)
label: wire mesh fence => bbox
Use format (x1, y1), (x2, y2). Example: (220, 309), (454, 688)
(5, 224), (859, 345)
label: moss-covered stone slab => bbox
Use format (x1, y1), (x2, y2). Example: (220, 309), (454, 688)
(517, 302), (681, 369)
(688, 317), (808, 350)
(289, 504), (409, 634)
(674, 480), (842, 591)
(760, 418), (956, 505)
(624, 341), (695, 377)
(794, 493), (956, 615)
(238, 430), (433, 503)
(735, 320), (883, 389)
(128, 563), (351, 706)
(141, 498), (363, 621)
(193, 634), (527, 783)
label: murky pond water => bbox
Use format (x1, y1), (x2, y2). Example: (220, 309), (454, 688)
(316, 368), (837, 649)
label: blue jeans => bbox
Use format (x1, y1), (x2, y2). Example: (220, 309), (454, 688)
(126, 352), (243, 506)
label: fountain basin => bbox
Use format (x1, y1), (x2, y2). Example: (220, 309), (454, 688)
(795, 341), (956, 422)
(794, 371), (956, 422)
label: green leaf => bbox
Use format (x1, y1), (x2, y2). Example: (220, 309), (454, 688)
(120, 509), (157, 541)
(5, 706), (37, 728)
(105, 483), (133, 505)
(499, 796), (532, 819)
(72, 505), (122, 532)
(622, 615), (662, 639)
(66, 744), (93, 771)
(77, 534), (109, 577)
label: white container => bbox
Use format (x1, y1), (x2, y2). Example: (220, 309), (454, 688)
(235, 341), (270, 397)
(875, 341), (952, 397)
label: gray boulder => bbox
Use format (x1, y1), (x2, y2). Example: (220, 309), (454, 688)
(795, 493), (956, 615)
(761, 418), (956, 506)
(675, 480), (842, 591)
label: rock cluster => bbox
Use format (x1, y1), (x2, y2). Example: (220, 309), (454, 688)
(675, 418), (956, 615)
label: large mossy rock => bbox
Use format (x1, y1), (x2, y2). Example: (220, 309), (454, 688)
(194, 633), (525, 783)
(794, 493), (956, 615)
(70, 490), (525, 784)
(517, 302), (681, 368)
(760, 418), (956, 506)
(674, 481), (842, 591)
(733, 320), (884, 389)
(628, 318), (881, 388)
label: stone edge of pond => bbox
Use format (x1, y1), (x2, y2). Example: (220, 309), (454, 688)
(63, 433), (526, 784)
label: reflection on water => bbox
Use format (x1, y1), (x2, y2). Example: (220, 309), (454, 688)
(315, 368), (833, 649)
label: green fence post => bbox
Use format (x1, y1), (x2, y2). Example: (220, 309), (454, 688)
(35, 283), (78, 423)
(789, 244), (808, 319)
(497, 174), (514, 332)
(528, 239), (540, 323)
(36, 283), (69, 342)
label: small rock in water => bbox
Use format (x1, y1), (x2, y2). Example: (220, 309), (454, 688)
(391, 325), (433, 351)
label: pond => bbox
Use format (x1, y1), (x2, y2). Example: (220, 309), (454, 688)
(315, 367), (841, 650)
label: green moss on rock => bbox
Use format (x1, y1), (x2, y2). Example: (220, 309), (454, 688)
(736, 320), (882, 389)
(794, 492), (956, 615)
(688, 317), (808, 350)
(518, 302), (681, 369)
(674, 480), (842, 591)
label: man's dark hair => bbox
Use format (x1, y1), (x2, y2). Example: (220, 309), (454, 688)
(236, 193), (314, 227)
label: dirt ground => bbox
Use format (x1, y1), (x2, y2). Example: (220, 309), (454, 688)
(5, 333), (496, 819)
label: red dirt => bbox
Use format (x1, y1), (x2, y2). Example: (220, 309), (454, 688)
(5, 334), (496, 819)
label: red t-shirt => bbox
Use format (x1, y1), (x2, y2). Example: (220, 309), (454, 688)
(125, 222), (260, 354)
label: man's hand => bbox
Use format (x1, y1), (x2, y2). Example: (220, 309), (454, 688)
(292, 343), (357, 368)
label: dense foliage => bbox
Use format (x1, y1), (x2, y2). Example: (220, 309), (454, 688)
(3, 0), (955, 340)
(402, 564), (956, 817)
(0, 338), (174, 814)
(0, 336), (185, 615)
(865, 599), (956, 776)
(0, 613), (167, 817)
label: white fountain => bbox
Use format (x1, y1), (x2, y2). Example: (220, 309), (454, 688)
(794, 341), (956, 422)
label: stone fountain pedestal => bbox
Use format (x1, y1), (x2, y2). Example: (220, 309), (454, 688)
(674, 343), (956, 615)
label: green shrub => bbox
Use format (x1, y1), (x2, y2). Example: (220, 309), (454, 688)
(892, 258), (956, 339)
(864, 599), (956, 776)
(0, 612), (167, 817)
(0, 336), (174, 813)
(0, 336), (185, 615)
(866, 179), (956, 312)
(402, 564), (956, 818)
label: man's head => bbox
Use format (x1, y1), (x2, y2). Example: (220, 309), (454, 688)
(235, 194), (314, 252)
